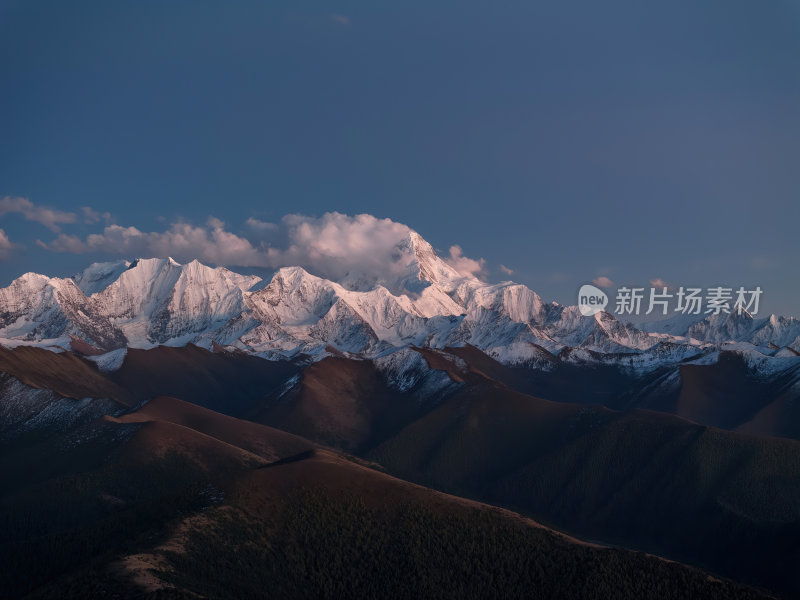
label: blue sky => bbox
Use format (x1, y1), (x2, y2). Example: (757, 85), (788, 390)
(1, 0), (798, 315)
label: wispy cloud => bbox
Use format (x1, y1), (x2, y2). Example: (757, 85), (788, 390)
(80, 206), (112, 225)
(592, 276), (614, 287)
(0, 196), (76, 231)
(445, 245), (486, 278)
(42, 220), (263, 267)
(649, 278), (669, 289)
(499, 264), (514, 276)
(0, 229), (13, 260)
(245, 217), (278, 231)
(330, 14), (351, 26)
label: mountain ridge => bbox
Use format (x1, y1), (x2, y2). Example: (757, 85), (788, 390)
(0, 230), (798, 378)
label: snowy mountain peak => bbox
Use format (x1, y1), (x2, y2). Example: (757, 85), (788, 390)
(0, 256), (797, 368)
(408, 230), (463, 286)
(381, 230), (465, 296)
(72, 260), (131, 295)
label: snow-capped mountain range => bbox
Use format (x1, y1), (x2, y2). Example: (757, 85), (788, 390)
(1, 230), (798, 374)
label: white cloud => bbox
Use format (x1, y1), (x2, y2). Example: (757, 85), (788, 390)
(206, 216), (225, 230)
(44, 221), (264, 267)
(264, 213), (428, 284)
(0, 229), (13, 260)
(649, 278), (668, 289)
(499, 264), (514, 275)
(445, 245), (486, 278)
(245, 217), (278, 231)
(80, 206), (112, 224)
(0, 196), (76, 231)
(40, 212), (490, 289)
(592, 276), (614, 287)
(40, 234), (87, 254)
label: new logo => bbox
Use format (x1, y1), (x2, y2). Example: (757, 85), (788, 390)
(578, 284), (608, 316)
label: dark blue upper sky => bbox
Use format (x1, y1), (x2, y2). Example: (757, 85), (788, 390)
(1, 0), (798, 315)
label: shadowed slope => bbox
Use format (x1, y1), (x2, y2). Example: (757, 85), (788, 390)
(738, 384), (800, 440)
(115, 395), (315, 462)
(431, 345), (800, 441)
(115, 448), (772, 600)
(1, 344), (797, 596)
(367, 383), (800, 598)
(0, 395), (316, 598)
(0, 345), (131, 405)
(674, 353), (800, 430)
(246, 355), (428, 453)
(110, 344), (301, 414)
(2, 394), (771, 599)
